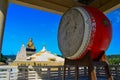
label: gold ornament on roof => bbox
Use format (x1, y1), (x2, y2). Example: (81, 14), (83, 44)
(27, 38), (35, 49)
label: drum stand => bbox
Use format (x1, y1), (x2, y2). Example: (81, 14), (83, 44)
(63, 50), (113, 80)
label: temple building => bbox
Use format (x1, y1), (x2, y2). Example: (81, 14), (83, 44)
(11, 38), (64, 66)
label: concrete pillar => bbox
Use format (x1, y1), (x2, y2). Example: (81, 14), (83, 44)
(0, 0), (8, 57)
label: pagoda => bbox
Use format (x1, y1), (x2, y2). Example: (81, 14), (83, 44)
(26, 38), (36, 57)
(15, 44), (27, 61)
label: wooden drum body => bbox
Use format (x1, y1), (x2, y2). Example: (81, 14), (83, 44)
(58, 6), (112, 60)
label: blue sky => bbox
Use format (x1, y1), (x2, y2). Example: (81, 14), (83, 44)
(2, 3), (120, 55)
(106, 8), (120, 55)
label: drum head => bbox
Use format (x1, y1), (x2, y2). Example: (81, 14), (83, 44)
(58, 8), (85, 58)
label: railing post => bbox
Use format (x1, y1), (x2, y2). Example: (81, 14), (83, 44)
(105, 65), (113, 80)
(84, 67), (87, 76)
(58, 66), (61, 78)
(62, 65), (66, 80)
(68, 67), (70, 77)
(75, 66), (78, 80)
(114, 65), (119, 79)
(39, 67), (42, 79)
(7, 68), (11, 80)
(96, 66), (99, 76)
(47, 67), (50, 79)
(0, 0), (8, 57)
(35, 67), (38, 80)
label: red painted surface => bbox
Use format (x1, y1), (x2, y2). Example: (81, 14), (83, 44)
(79, 6), (112, 60)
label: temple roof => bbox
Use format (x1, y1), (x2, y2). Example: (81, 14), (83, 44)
(27, 46), (64, 62)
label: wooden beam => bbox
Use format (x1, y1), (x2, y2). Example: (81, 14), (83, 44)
(89, 0), (120, 13)
(104, 3), (120, 14)
(89, 0), (110, 9)
(9, 0), (67, 15)
(44, 0), (85, 8)
(99, 0), (120, 14)
(9, 0), (85, 15)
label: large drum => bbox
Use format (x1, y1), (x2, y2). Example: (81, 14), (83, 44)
(58, 6), (112, 60)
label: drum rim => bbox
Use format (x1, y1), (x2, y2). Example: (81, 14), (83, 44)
(67, 7), (91, 59)
(58, 7), (92, 59)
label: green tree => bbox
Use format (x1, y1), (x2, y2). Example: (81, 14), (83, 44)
(107, 55), (120, 65)
(0, 53), (8, 63)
